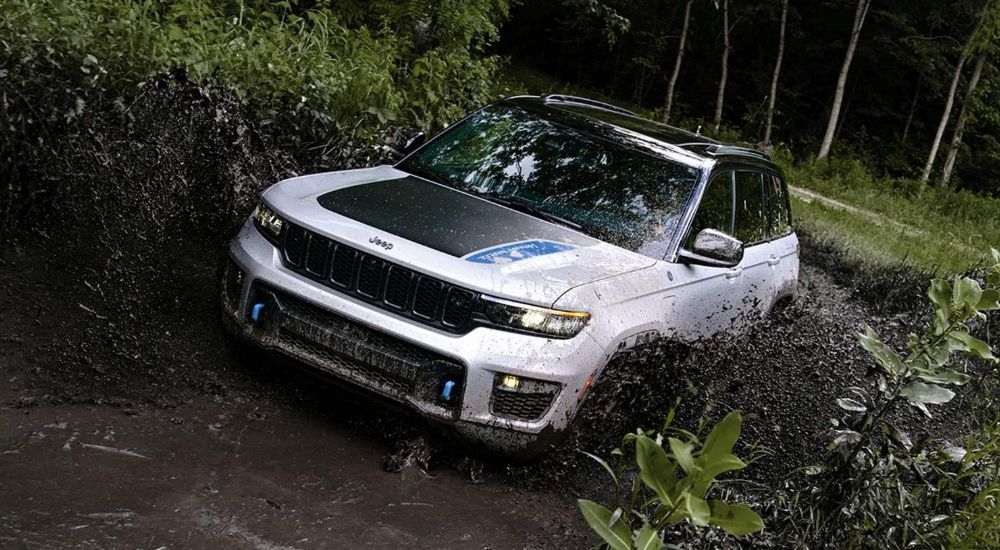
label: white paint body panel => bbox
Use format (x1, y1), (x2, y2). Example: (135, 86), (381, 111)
(226, 162), (799, 452)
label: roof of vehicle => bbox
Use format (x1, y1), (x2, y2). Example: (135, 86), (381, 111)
(503, 95), (774, 166)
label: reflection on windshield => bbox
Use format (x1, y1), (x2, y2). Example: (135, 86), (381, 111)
(398, 104), (700, 253)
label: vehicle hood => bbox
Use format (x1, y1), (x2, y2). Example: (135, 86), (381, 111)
(262, 166), (656, 306)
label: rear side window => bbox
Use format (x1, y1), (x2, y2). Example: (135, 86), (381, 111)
(766, 175), (792, 237)
(686, 171), (734, 248)
(735, 171), (766, 244)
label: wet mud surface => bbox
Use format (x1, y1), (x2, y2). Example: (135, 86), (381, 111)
(0, 76), (977, 548)
(2, 238), (952, 549)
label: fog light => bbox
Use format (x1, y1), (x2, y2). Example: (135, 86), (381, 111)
(500, 375), (520, 390)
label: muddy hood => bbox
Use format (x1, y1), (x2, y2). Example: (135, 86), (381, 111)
(262, 166), (655, 306)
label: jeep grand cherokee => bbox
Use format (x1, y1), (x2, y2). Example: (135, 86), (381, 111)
(221, 95), (798, 454)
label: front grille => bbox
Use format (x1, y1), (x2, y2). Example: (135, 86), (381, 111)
(277, 222), (478, 332)
(490, 375), (560, 422)
(251, 284), (465, 414)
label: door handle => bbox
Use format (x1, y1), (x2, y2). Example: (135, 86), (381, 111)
(767, 256), (781, 266)
(725, 267), (743, 279)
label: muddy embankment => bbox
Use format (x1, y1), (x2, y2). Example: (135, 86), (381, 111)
(1, 75), (989, 547)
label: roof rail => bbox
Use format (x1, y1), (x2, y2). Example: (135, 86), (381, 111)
(540, 94), (638, 117)
(703, 144), (772, 161)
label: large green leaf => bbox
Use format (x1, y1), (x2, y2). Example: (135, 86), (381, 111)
(577, 500), (632, 550)
(682, 493), (711, 527)
(857, 326), (904, 375)
(900, 381), (955, 404)
(701, 411), (742, 462)
(633, 522), (664, 550)
(668, 437), (695, 474)
(708, 500), (765, 536)
(836, 397), (868, 413)
(693, 453), (747, 497)
(635, 435), (678, 506)
(977, 289), (1000, 310)
(927, 278), (952, 311)
(951, 330), (998, 362)
(914, 365), (972, 386)
(953, 277), (984, 312)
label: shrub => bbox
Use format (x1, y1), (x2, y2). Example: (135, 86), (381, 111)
(773, 249), (1000, 547)
(579, 409), (764, 548)
(0, 0), (510, 240)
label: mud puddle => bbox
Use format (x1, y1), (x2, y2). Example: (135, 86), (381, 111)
(0, 385), (584, 549)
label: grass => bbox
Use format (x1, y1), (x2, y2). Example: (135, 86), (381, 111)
(781, 157), (1000, 274)
(789, 196), (986, 274)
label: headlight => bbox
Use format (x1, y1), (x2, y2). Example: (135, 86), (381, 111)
(480, 296), (590, 338)
(253, 202), (284, 242)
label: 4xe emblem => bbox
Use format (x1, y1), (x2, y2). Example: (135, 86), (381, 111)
(369, 236), (394, 250)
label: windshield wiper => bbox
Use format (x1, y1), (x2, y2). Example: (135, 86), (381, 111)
(401, 164), (446, 186)
(477, 193), (583, 231)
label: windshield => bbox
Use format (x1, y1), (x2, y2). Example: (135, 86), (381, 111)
(397, 103), (701, 253)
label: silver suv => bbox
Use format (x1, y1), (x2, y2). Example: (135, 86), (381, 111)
(221, 95), (798, 454)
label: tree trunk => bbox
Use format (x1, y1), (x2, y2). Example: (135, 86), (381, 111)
(763, 0), (789, 146)
(901, 75), (921, 143)
(713, 0), (730, 132)
(664, 0), (693, 123)
(920, 56), (966, 182)
(940, 54), (986, 188)
(817, 0), (871, 160)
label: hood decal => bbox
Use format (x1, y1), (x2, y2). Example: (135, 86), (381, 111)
(463, 240), (575, 265)
(316, 176), (595, 257)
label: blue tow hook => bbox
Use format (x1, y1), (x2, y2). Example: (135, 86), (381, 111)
(251, 302), (266, 322)
(440, 380), (456, 402)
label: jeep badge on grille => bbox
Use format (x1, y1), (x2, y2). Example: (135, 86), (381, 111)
(369, 236), (394, 250)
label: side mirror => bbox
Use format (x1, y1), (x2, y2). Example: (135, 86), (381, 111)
(401, 131), (426, 155)
(678, 228), (744, 268)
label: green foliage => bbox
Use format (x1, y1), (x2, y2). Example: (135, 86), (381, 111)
(0, 0), (513, 239)
(0, 0), (509, 155)
(774, 249), (1000, 547)
(578, 410), (763, 548)
(780, 156), (1000, 273)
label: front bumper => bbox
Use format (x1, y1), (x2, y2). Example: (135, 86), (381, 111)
(223, 219), (606, 453)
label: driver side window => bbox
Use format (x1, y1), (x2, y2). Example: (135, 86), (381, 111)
(686, 171), (735, 248)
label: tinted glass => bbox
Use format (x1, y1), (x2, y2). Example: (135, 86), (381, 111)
(735, 171), (766, 244)
(686, 171), (734, 248)
(766, 174), (791, 238)
(397, 104), (701, 252)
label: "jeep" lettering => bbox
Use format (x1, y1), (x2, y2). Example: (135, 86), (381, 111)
(369, 236), (394, 250)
